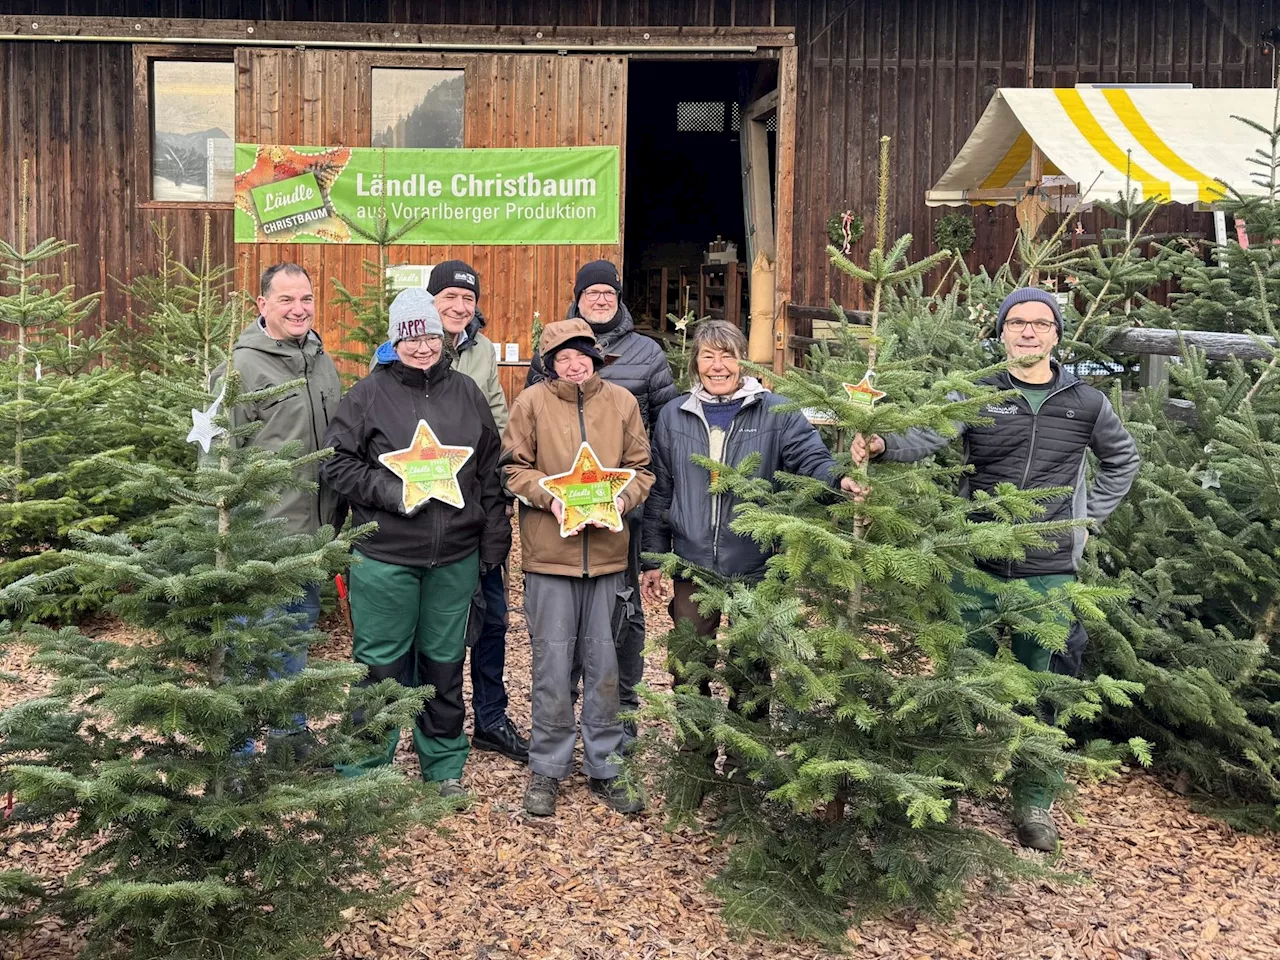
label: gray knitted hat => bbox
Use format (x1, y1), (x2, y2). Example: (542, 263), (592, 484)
(388, 288), (443, 345)
(995, 288), (1063, 338)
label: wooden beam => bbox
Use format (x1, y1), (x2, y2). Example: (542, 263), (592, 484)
(742, 88), (779, 122)
(1028, 144), (1045, 186)
(773, 44), (798, 374)
(1106, 327), (1278, 361)
(740, 115), (775, 267)
(0, 16), (796, 50)
(786, 303), (872, 324)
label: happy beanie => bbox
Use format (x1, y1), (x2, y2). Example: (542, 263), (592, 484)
(573, 260), (622, 301)
(388, 288), (443, 345)
(427, 260), (481, 301)
(995, 288), (1064, 338)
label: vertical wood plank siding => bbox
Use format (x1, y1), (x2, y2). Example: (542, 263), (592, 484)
(0, 0), (1275, 349)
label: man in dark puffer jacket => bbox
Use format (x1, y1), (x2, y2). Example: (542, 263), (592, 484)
(855, 287), (1140, 853)
(526, 261), (678, 742)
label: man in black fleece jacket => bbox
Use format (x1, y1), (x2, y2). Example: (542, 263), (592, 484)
(854, 287), (1140, 852)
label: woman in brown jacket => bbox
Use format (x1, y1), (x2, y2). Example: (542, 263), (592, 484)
(501, 318), (654, 817)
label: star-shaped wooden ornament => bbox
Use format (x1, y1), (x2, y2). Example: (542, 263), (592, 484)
(234, 145), (353, 242)
(378, 420), (474, 514)
(539, 442), (636, 538)
(842, 374), (887, 408)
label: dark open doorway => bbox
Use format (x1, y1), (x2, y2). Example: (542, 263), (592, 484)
(624, 59), (777, 337)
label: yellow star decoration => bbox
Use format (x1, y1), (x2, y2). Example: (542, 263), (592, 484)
(378, 420), (474, 514)
(843, 374), (887, 407)
(539, 442), (637, 538)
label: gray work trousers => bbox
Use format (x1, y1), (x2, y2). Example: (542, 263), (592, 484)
(525, 571), (627, 780)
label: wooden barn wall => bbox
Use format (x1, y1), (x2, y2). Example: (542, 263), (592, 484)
(236, 49), (625, 391)
(2, 0), (1278, 348)
(0, 41), (235, 338)
(796, 0), (1278, 311)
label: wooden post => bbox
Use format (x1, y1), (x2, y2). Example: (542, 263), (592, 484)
(1138, 354), (1171, 389)
(773, 45), (798, 374)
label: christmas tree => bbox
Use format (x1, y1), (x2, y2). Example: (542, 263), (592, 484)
(1076, 107), (1280, 827)
(645, 138), (1147, 941)
(0, 159), (128, 622)
(0, 364), (443, 959)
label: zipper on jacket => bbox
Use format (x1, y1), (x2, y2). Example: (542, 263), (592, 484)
(577, 387), (589, 578)
(299, 342), (323, 530)
(710, 420), (739, 567)
(1011, 379), (1077, 577)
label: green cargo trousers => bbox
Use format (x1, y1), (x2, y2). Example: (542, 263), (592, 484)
(345, 550), (478, 783)
(954, 570), (1074, 811)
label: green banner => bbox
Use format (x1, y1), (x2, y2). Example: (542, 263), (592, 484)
(234, 144), (619, 245)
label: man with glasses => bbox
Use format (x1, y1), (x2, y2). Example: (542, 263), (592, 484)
(526, 260), (677, 747)
(852, 287), (1139, 852)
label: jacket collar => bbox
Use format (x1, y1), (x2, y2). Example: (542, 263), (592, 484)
(386, 353), (454, 388)
(681, 376), (767, 418)
(235, 316), (324, 357)
(548, 373), (605, 403)
(566, 300), (635, 350)
(454, 310), (487, 353)
(988, 359), (1079, 392)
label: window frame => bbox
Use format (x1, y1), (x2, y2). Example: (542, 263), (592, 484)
(360, 52), (470, 148)
(133, 45), (237, 210)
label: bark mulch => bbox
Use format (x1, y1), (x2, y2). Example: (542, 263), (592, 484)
(4, 537), (1280, 960)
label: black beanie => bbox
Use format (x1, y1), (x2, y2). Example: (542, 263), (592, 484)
(428, 260), (481, 301)
(573, 260), (622, 301)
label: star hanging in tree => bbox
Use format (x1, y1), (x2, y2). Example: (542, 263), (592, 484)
(378, 420), (474, 514)
(539, 442), (636, 538)
(842, 375), (887, 408)
(187, 383), (227, 453)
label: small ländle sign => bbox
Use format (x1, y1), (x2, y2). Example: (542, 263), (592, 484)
(234, 143), (620, 246)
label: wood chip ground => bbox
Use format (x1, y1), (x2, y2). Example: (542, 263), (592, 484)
(4, 531), (1280, 959)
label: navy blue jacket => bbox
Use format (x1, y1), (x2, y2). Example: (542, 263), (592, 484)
(643, 381), (841, 579)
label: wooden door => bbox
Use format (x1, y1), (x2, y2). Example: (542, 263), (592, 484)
(235, 49), (627, 395)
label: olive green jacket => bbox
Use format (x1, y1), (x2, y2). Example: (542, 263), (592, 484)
(211, 318), (344, 535)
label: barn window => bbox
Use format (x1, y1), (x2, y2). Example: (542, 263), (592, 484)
(149, 60), (235, 203)
(372, 69), (465, 149)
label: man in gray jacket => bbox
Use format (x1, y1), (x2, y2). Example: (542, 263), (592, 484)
(212, 262), (343, 741)
(854, 287), (1140, 852)
(526, 260), (678, 744)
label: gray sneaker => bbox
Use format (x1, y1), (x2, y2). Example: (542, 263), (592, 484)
(437, 778), (469, 800)
(523, 774), (560, 816)
(1013, 806), (1060, 852)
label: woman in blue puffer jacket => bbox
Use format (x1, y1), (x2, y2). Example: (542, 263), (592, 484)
(641, 320), (860, 727)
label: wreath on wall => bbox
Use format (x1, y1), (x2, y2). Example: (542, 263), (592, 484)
(934, 212), (976, 255)
(826, 210), (865, 252)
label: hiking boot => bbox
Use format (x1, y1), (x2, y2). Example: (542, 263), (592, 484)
(1013, 806), (1060, 852)
(588, 776), (645, 814)
(523, 774), (560, 816)
(620, 718), (640, 755)
(436, 778), (469, 800)
(472, 717), (530, 763)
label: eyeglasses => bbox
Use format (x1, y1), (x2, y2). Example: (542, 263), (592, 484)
(581, 289), (617, 302)
(399, 336), (442, 351)
(1004, 319), (1056, 334)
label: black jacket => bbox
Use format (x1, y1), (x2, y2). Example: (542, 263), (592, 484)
(879, 363), (1140, 578)
(525, 301), (678, 431)
(321, 356), (510, 570)
(643, 380), (841, 579)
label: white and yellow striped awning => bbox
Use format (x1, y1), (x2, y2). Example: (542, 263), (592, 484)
(926, 87), (1277, 207)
